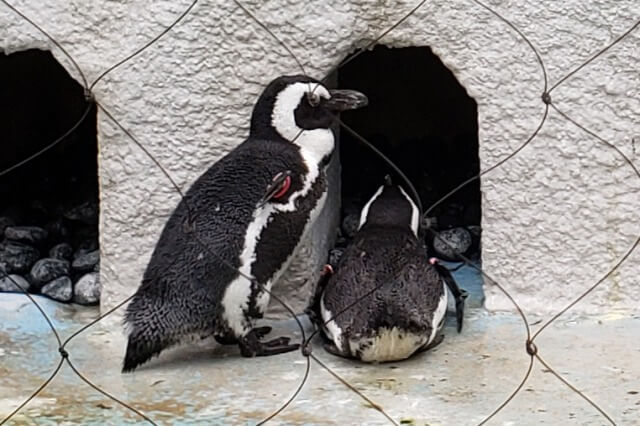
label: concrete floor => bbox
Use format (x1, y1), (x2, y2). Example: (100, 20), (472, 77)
(1, 266), (639, 425)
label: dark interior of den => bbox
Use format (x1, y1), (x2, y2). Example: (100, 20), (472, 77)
(330, 45), (483, 304)
(0, 49), (101, 305)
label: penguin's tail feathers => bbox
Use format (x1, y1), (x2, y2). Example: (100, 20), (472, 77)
(122, 298), (180, 373)
(122, 329), (170, 373)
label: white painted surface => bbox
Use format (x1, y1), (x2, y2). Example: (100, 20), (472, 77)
(1, 0), (639, 319)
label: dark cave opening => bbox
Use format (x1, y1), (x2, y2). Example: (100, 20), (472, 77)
(331, 45), (482, 269)
(0, 49), (100, 304)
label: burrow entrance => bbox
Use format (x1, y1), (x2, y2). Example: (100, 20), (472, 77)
(330, 45), (484, 304)
(0, 49), (100, 304)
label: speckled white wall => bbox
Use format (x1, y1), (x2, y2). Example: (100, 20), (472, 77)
(1, 0), (638, 320)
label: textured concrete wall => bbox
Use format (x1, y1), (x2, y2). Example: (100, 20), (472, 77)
(1, 0), (638, 320)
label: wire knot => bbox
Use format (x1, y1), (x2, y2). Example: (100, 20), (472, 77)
(83, 88), (94, 102)
(301, 342), (312, 357)
(182, 217), (196, 234)
(525, 339), (537, 356)
(59, 347), (69, 358)
(541, 92), (552, 105)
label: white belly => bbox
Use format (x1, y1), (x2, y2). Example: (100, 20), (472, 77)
(222, 182), (328, 336)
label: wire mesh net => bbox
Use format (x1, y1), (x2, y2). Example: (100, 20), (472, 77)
(1, 0), (639, 424)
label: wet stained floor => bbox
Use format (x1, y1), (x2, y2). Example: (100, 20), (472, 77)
(1, 276), (639, 425)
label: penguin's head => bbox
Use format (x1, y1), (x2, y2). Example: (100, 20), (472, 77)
(250, 75), (368, 146)
(358, 176), (420, 236)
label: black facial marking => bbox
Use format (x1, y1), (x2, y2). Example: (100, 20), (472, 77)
(293, 95), (333, 130)
(250, 75), (326, 141)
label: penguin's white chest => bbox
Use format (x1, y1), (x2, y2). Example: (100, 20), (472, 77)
(220, 154), (330, 337)
(252, 187), (328, 314)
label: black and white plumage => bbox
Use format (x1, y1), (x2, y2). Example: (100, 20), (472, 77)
(122, 75), (367, 372)
(313, 178), (465, 362)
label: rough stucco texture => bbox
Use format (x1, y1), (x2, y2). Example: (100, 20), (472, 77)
(1, 0), (639, 321)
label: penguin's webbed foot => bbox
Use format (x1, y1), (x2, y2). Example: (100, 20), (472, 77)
(215, 326), (273, 345)
(239, 328), (299, 357)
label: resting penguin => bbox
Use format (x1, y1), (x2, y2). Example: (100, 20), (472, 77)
(312, 178), (466, 362)
(122, 75), (368, 372)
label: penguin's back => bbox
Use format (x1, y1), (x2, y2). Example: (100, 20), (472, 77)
(321, 226), (447, 362)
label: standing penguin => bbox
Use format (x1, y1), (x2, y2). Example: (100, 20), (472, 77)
(313, 177), (465, 362)
(122, 75), (367, 372)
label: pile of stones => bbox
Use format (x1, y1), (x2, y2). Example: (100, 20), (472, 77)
(0, 201), (100, 305)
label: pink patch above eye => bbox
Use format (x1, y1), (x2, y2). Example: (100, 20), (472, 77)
(272, 175), (291, 199)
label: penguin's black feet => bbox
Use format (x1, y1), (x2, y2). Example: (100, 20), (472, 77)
(254, 326), (273, 338)
(215, 326), (273, 345)
(262, 336), (291, 347)
(239, 329), (299, 357)
(215, 334), (237, 345)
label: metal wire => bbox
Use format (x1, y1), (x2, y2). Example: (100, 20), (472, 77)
(0, 0), (638, 425)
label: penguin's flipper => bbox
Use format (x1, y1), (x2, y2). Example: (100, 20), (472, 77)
(417, 333), (445, 354)
(322, 341), (354, 360)
(432, 260), (468, 333)
(239, 328), (300, 357)
(305, 264), (334, 329)
(454, 290), (468, 333)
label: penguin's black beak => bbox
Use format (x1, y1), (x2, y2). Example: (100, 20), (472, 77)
(324, 89), (368, 112)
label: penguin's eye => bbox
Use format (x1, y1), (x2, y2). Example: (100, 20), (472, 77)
(306, 92), (321, 107)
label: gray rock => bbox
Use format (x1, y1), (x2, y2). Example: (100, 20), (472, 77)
(73, 248), (89, 258)
(0, 216), (15, 235)
(45, 219), (70, 240)
(0, 241), (40, 273)
(77, 238), (98, 253)
(5, 226), (49, 244)
(41, 276), (73, 302)
(421, 216), (438, 230)
(49, 243), (73, 260)
(72, 249), (99, 272)
(433, 227), (472, 261)
(64, 201), (98, 225)
(0, 274), (31, 292)
(74, 272), (100, 305)
(341, 213), (360, 239)
(29, 258), (70, 287)
(467, 225), (482, 238)
(93, 261), (100, 272)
